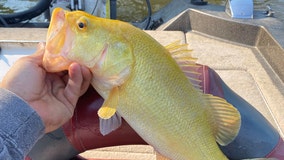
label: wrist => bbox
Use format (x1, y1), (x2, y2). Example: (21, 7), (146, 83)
(0, 88), (45, 155)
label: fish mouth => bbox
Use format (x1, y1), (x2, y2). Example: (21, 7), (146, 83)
(43, 8), (73, 72)
(46, 8), (66, 48)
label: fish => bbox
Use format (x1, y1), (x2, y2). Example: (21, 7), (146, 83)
(43, 8), (270, 160)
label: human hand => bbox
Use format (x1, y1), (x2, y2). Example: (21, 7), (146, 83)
(0, 43), (92, 133)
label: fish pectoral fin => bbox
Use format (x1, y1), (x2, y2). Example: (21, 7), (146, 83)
(99, 113), (122, 136)
(98, 106), (116, 119)
(98, 87), (122, 136)
(205, 94), (241, 146)
(98, 87), (119, 119)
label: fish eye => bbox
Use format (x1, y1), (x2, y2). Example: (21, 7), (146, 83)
(78, 22), (85, 29)
(77, 17), (88, 30)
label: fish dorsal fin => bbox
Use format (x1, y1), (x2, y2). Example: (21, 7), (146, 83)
(165, 41), (202, 91)
(166, 41), (241, 144)
(204, 94), (241, 146)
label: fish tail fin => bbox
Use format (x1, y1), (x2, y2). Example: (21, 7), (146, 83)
(204, 94), (241, 146)
(165, 41), (202, 92)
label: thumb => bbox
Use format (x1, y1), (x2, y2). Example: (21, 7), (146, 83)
(30, 42), (45, 63)
(64, 63), (84, 108)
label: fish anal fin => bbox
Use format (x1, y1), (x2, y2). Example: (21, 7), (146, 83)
(98, 87), (119, 119)
(205, 94), (241, 146)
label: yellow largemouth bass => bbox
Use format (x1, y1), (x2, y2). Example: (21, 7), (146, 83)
(43, 8), (242, 160)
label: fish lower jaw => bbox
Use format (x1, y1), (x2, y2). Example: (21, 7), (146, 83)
(43, 51), (71, 72)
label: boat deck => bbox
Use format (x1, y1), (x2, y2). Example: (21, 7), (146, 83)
(0, 3), (283, 159)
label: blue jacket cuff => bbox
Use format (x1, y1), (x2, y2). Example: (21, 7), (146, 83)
(0, 88), (45, 157)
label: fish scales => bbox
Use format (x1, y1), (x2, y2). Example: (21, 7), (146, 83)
(43, 8), (242, 160)
(111, 21), (224, 159)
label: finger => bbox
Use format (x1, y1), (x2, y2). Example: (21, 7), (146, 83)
(35, 42), (45, 55)
(32, 42), (45, 57)
(22, 43), (45, 65)
(55, 70), (68, 83)
(79, 65), (92, 96)
(46, 73), (65, 96)
(64, 63), (84, 107)
(61, 72), (69, 85)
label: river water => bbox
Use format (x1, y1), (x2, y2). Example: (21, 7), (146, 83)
(116, 0), (284, 23)
(0, 0), (283, 23)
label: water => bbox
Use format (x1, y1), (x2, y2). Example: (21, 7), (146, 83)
(116, 0), (171, 22)
(0, 0), (283, 23)
(0, 0), (38, 14)
(0, 0), (47, 22)
(116, 0), (284, 23)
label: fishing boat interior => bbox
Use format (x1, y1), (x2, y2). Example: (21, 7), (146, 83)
(0, 0), (284, 159)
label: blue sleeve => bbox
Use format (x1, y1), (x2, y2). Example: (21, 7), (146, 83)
(0, 88), (45, 160)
